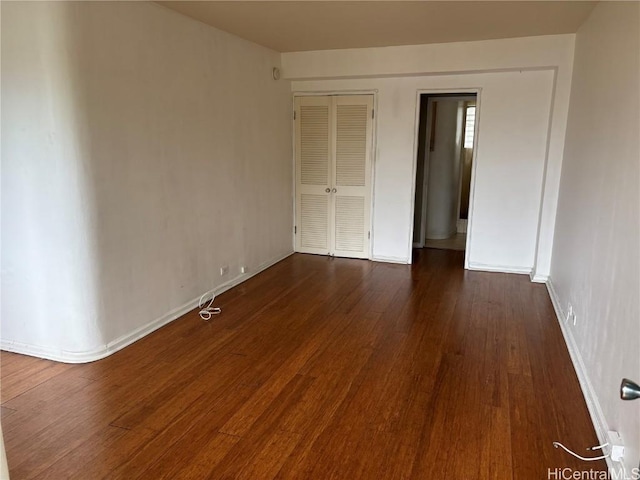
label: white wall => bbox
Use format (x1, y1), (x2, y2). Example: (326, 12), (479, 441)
(1, 1), (293, 361)
(0, 425), (8, 480)
(284, 35), (572, 270)
(425, 99), (460, 240)
(549, 2), (639, 476)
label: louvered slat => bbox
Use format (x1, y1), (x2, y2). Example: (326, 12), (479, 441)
(300, 106), (329, 185)
(335, 196), (364, 252)
(336, 104), (367, 187)
(300, 194), (328, 249)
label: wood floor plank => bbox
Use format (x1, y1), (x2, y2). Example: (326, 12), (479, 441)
(218, 308), (350, 437)
(109, 351), (251, 431)
(205, 374), (315, 480)
(109, 385), (256, 479)
(1, 352), (46, 376)
(1, 360), (72, 403)
(0, 406), (16, 419)
(29, 425), (137, 480)
(479, 405), (513, 480)
(273, 348), (375, 478)
(2, 368), (95, 414)
(0, 250), (606, 479)
(158, 432), (241, 480)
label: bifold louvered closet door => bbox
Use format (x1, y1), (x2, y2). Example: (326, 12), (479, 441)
(295, 95), (373, 259)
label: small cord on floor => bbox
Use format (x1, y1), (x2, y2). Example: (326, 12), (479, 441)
(553, 442), (609, 461)
(587, 442), (609, 451)
(199, 293), (221, 321)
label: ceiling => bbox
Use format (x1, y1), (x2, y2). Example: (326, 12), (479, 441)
(157, 1), (597, 53)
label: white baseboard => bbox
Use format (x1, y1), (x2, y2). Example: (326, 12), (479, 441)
(1, 251), (294, 364)
(467, 262), (531, 275)
(371, 255), (410, 265)
(546, 280), (628, 478)
(530, 271), (549, 283)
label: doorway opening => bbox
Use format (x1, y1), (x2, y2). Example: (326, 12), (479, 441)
(412, 93), (477, 258)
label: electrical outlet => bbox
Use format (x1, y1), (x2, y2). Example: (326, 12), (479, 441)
(240, 266), (247, 274)
(220, 265), (229, 276)
(566, 303), (577, 326)
(607, 431), (625, 462)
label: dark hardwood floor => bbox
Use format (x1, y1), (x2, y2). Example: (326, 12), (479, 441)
(1, 250), (605, 479)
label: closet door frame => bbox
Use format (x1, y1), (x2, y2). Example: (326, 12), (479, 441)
(292, 91), (378, 260)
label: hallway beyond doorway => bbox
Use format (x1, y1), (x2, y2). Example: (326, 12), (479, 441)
(424, 232), (466, 251)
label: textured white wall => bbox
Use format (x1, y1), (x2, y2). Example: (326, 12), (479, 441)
(1, 2), (293, 361)
(550, 2), (639, 475)
(284, 34), (574, 275)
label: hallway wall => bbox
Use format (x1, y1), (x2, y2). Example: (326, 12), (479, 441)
(549, 2), (640, 475)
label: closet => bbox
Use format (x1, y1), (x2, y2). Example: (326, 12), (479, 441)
(294, 95), (374, 259)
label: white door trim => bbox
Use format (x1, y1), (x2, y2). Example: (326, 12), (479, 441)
(408, 88), (482, 268)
